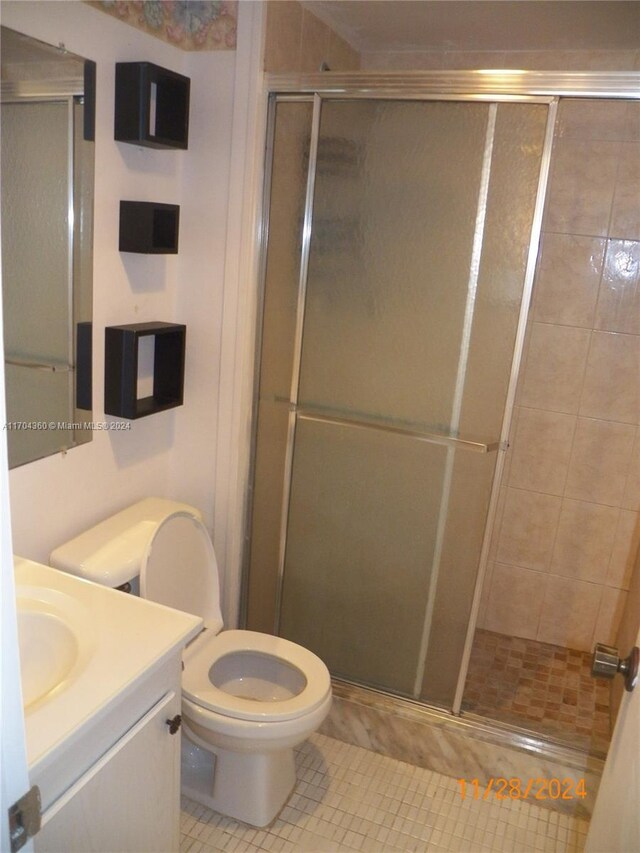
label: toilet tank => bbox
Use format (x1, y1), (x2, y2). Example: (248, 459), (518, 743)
(50, 497), (204, 588)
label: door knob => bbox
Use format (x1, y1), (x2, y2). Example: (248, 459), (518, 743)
(166, 714), (182, 734)
(591, 643), (639, 692)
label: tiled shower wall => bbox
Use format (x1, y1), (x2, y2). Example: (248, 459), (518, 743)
(478, 99), (640, 653)
(361, 49), (640, 71)
(263, 1), (360, 73)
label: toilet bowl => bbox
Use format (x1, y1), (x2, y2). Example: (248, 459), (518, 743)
(50, 497), (332, 826)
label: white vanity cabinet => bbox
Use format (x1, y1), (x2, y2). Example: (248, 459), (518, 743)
(36, 685), (181, 852)
(15, 559), (202, 853)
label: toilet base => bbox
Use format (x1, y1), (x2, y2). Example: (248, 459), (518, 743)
(181, 733), (297, 827)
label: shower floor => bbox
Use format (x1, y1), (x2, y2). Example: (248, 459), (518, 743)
(462, 630), (611, 755)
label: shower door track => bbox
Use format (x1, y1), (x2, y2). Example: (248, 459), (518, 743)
(243, 70), (640, 723)
(263, 70), (640, 100)
(328, 678), (608, 767)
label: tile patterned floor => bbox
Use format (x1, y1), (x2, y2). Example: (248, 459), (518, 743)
(180, 733), (589, 852)
(462, 630), (611, 754)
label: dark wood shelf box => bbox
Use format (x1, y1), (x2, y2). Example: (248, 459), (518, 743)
(76, 321), (92, 411)
(105, 322), (186, 420)
(119, 201), (180, 254)
(115, 62), (190, 149)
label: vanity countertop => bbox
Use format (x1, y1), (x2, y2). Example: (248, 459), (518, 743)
(15, 556), (202, 777)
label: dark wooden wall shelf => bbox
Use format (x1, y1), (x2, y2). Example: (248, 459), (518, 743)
(105, 322), (186, 419)
(119, 201), (180, 254)
(115, 62), (190, 149)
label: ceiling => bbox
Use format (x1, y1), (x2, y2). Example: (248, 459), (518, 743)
(302, 1), (640, 54)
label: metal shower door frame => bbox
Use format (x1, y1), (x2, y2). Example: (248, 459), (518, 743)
(245, 70), (640, 715)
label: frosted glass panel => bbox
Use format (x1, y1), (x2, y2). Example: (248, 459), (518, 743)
(280, 417), (447, 694)
(248, 95), (551, 709)
(259, 101), (313, 402)
(246, 399), (291, 633)
(420, 102), (548, 706)
(299, 100), (490, 433)
(419, 448), (497, 705)
(1, 101), (70, 363)
(459, 103), (548, 440)
(246, 101), (312, 631)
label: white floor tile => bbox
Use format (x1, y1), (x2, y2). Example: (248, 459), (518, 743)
(180, 733), (589, 853)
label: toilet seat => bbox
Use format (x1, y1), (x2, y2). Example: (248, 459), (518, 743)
(183, 629), (331, 723)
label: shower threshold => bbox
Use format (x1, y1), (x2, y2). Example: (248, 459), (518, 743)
(320, 677), (604, 817)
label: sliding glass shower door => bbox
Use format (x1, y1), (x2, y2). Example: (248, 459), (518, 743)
(246, 94), (552, 709)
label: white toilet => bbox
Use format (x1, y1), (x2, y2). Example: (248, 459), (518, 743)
(50, 497), (332, 826)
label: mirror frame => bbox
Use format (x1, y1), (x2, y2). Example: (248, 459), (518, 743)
(1, 27), (95, 468)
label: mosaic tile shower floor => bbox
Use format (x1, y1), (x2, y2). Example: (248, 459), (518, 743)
(462, 630), (610, 754)
(180, 733), (588, 852)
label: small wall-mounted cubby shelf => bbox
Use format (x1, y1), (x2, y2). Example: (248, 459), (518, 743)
(119, 201), (180, 254)
(115, 62), (190, 149)
(105, 322), (186, 420)
(76, 321), (92, 411)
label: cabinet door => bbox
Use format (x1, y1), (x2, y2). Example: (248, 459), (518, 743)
(35, 691), (181, 853)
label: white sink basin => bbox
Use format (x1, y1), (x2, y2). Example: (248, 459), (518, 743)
(16, 585), (96, 712)
(14, 557), (202, 799)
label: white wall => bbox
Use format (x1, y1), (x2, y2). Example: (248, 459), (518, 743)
(2, 2), (237, 603)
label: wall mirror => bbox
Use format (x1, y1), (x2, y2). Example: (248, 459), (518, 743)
(1, 26), (95, 468)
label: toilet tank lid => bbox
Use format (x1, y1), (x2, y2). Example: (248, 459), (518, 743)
(50, 498), (205, 588)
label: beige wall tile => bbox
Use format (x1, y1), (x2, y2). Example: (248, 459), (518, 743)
(441, 51), (506, 70)
(264, 2), (359, 73)
(537, 576), (601, 650)
(508, 407), (575, 495)
(594, 587), (628, 647)
(545, 138), (619, 237)
(626, 103), (640, 141)
(501, 51), (565, 69)
(565, 417), (636, 506)
(571, 51), (638, 70)
(532, 233), (605, 328)
(607, 509), (640, 590)
(365, 50), (636, 73)
(504, 51), (636, 71)
(484, 563), (546, 640)
(610, 144), (640, 241)
(497, 487), (562, 572)
(478, 77), (638, 650)
(622, 428), (640, 511)
(360, 51), (444, 70)
(550, 499), (618, 583)
(594, 240), (640, 335)
(326, 31), (360, 71)
(579, 331), (640, 425)
(300, 8), (330, 73)
(557, 100), (634, 143)
(264, 0), (302, 72)
(519, 323), (591, 414)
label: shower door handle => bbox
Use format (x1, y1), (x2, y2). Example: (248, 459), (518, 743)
(591, 643), (639, 692)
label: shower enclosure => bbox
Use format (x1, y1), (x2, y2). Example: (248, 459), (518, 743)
(244, 87), (556, 714)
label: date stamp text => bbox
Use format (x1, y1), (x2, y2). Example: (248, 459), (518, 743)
(457, 777), (587, 801)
